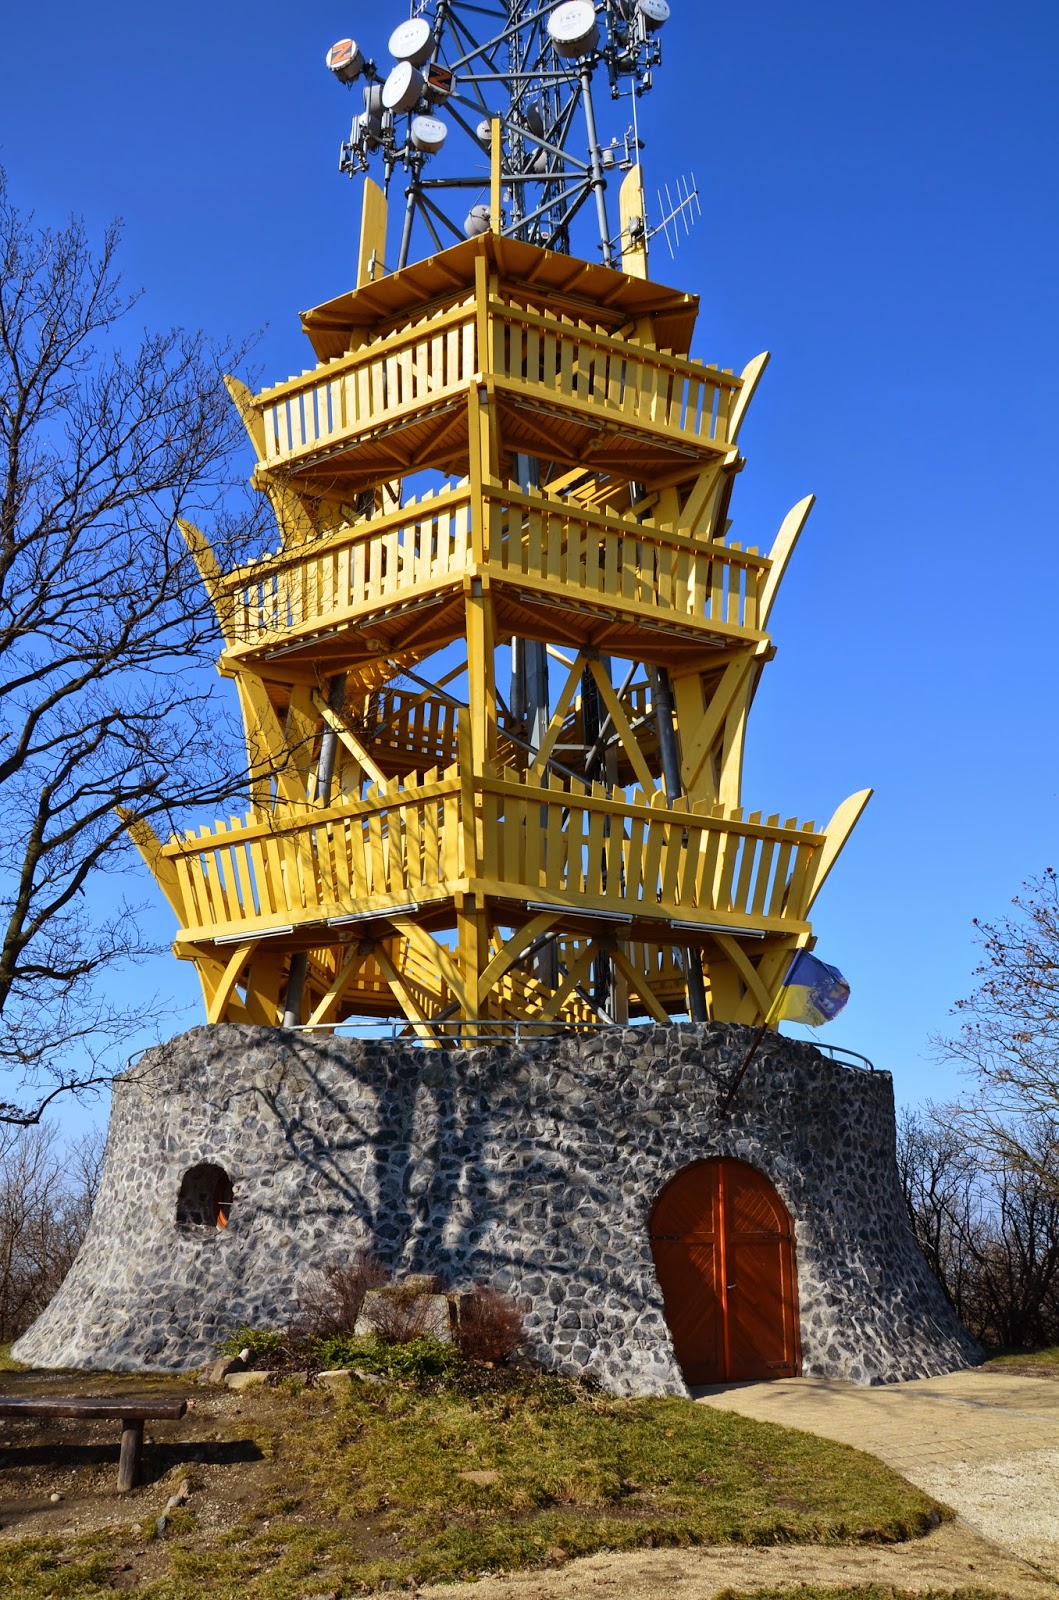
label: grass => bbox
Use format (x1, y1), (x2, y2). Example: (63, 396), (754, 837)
(986, 1343), (1059, 1369)
(0, 1373), (949, 1599)
(0, 1341), (26, 1371)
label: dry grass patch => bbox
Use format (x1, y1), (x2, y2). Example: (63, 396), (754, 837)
(0, 1372), (948, 1598)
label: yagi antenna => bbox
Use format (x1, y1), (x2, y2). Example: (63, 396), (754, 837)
(653, 173), (701, 259)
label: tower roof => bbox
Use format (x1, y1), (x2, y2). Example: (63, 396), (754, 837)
(299, 234), (699, 362)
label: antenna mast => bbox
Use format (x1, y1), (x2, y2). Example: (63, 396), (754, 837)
(327, 0), (671, 269)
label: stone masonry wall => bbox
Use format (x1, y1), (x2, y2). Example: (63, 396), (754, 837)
(14, 1023), (981, 1392)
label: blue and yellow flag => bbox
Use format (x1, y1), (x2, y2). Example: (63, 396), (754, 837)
(771, 951), (850, 1027)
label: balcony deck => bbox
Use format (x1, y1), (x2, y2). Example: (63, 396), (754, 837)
(162, 766), (832, 950)
(219, 482), (770, 679)
(250, 296), (746, 497)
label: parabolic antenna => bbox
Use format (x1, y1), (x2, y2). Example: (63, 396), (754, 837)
(547, 1), (601, 58)
(410, 115), (447, 154)
(388, 18), (435, 66)
(382, 60), (424, 113)
(325, 38), (364, 83)
(638, 0), (671, 29)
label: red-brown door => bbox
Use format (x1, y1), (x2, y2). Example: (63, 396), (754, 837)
(649, 1158), (800, 1385)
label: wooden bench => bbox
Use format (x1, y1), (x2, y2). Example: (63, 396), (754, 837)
(0, 1395), (188, 1491)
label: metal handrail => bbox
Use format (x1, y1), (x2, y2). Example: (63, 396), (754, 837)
(125, 1021), (875, 1067)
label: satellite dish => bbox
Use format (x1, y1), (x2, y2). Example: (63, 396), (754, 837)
(531, 149), (548, 174)
(637, 0), (671, 28)
(411, 115), (447, 154)
(325, 39), (364, 84)
(524, 103), (545, 137)
(382, 60), (425, 114)
(464, 204), (491, 238)
(547, 1), (600, 57)
(363, 83), (385, 118)
(476, 118), (494, 146)
(388, 18), (436, 67)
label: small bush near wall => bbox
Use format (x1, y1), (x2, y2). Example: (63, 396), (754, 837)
(454, 1289), (525, 1365)
(295, 1251), (390, 1338)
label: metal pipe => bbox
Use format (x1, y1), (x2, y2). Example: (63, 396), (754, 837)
(579, 65), (613, 267)
(283, 671), (348, 1028)
(649, 666), (709, 1024)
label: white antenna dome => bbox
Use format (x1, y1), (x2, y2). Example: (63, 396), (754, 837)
(411, 115), (448, 154)
(476, 118), (494, 146)
(547, 2), (600, 58)
(637, 0), (671, 29)
(325, 39), (364, 84)
(382, 60), (425, 114)
(363, 83), (385, 118)
(388, 18), (436, 67)
(464, 204), (491, 238)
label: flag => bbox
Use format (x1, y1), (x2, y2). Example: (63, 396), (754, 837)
(771, 950), (850, 1027)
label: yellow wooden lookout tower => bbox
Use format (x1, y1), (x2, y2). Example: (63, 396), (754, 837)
(129, 2), (869, 1040)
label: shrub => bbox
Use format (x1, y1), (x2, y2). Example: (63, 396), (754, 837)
(455, 1288), (524, 1365)
(313, 1331), (463, 1384)
(217, 1327), (287, 1365)
(362, 1282), (446, 1345)
(295, 1249), (390, 1339)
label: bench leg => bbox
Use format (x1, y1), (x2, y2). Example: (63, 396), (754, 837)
(117, 1418), (144, 1492)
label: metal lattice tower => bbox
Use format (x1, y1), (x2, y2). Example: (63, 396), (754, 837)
(127, 2), (870, 1041)
(333, 1), (668, 270)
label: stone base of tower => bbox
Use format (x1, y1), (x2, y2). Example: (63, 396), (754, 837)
(13, 1024), (981, 1391)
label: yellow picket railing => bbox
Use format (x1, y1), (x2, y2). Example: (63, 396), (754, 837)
(490, 299), (742, 450)
(221, 483), (769, 654)
(163, 768), (820, 944)
(257, 297), (479, 468)
(253, 297), (742, 473)
(484, 486), (767, 634)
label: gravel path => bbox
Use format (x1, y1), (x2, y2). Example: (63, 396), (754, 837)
(695, 1369), (1059, 1580)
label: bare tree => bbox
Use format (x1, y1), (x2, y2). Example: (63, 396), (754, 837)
(0, 169), (269, 1122)
(0, 1122), (105, 1342)
(898, 1105), (1059, 1350)
(896, 1107), (982, 1326)
(939, 867), (1059, 1197)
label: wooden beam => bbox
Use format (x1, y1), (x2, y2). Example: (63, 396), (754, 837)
(116, 809), (185, 920)
(800, 789), (873, 917)
(761, 496), (814, 628)
(588, 660), (657, 796)
(357, 177), (388, 287)
(711, 933), (773, 1022)
(609, 945), (670, 1024)
(311, 690), (388, 786)
(728, 352), (770, 443)
(476, 911), (560, 1008)
(539, 940), (599, 1024)
(206, 941), (259, 1024)
(306, 946), (366, 1026)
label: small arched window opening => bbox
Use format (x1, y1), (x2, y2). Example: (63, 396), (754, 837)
(176, 1163), (234, 1233)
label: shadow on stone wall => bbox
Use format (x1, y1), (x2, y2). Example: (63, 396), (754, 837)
(13, 1023), (982, 1395)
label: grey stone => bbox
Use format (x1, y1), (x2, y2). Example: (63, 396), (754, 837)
(12, 1022), (981, 1395)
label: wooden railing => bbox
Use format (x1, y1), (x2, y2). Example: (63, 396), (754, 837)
(257, 297), (478, 468)
(222, 483), (768, 652)
(252, 296), (742, 472)
(224, 486), (474, 647)
(485, 486), (767, 634)
(491, 299), (742, 450)
(478, 774), (819, 926)
(163, 767), (819, 943)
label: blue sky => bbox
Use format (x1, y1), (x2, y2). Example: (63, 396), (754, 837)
(2, 1), (1056, 1122)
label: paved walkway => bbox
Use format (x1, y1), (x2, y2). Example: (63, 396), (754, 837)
(695, 1368), (1059, 1579)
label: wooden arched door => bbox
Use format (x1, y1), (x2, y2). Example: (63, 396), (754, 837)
(649, 1158), (800, 1385)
